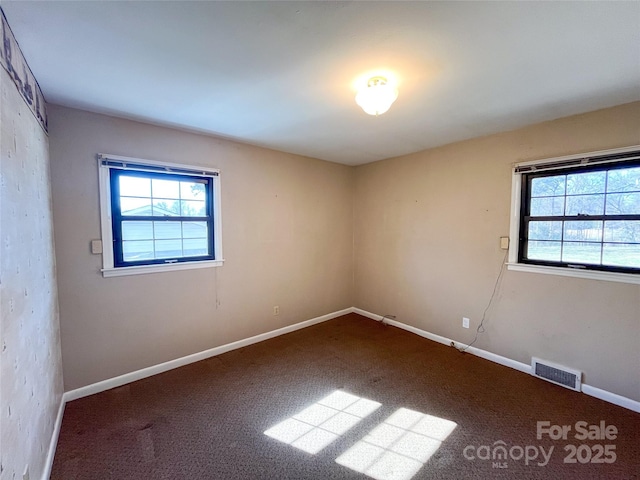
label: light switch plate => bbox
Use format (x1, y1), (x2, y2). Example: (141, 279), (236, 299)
(500, 236), (509, 250)
(91, 239), (103, 254)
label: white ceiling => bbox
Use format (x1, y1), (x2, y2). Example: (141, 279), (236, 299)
(2, 1), (639, 165)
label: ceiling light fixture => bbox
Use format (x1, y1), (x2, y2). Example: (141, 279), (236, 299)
(355, 76), (398, 116)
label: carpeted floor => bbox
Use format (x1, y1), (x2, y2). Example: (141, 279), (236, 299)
(51, 313), (639, 479)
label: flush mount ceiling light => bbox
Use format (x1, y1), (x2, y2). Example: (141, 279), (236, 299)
(355, 76), (398, 116)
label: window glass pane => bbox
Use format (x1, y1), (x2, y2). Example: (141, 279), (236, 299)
(152, 178), (180, 199)
(181, 200), (206, 216)
(123, 240), (154, 261)
(110, 167), (216, 267)
(602, 244), (640, 268)
(522, 160), (640, 272)
(607, 167), (640, 193)
(566, 171), (606, 195)
(122, 221), (153, 241)
(154, 239), (183, 259)
(183, 238), (208, 256)
(153, 222), (182, 240)
(527, 241), (562, 261)
(180, 181), (206, 200)
(152, 199), (180, 216)
(562, 242), (602, 265)
(605, 192), (640, 215)
(119, 175), (151, 197)
(528, 221), (562, 241)
(565, 194), (604, 216)
(604, 221), (640, 243)
(530, 196), (564, 216)
(182, 221), (208, 238)
(121, 197), (152, 216)
(531, 175), (565, 197)
(563, 221), (603, 242)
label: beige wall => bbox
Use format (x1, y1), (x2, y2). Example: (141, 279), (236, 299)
(1, 69), (64, 480)
(48, 105), (354, 391)
(48, 101), (639, 402)
(354, 101), (640, 401)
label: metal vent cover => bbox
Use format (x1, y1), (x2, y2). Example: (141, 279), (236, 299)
(531, 357), (581, 391)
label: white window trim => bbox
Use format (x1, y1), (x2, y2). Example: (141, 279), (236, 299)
(507, 145), (640, 285)
(98, 154), (224, 277)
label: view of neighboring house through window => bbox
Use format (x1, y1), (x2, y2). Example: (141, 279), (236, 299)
(110, 169), (215, 266)
(519, 159), (640, 274)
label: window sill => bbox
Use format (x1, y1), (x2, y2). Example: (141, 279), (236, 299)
(507, 263), (640, 285)
(102, 259), (224, 278)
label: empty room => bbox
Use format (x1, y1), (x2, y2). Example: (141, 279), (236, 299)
(2, 1), (639, 479)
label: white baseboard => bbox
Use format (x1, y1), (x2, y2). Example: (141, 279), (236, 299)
(351, 307), (381, 322)
(42, 393), (66, 480)
(353, 308), (640, 413)
(463, 344), (532, 375)
(58, 305), (639, 428)
(354, 308), (531, 374)
(581, 384), (640, 413)
(65, 307), (353, 402)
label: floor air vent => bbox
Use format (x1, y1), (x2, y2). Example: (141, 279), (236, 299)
(531, 357), (581, 391)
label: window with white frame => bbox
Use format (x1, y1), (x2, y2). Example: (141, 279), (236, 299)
(98, 154), (223, 277)
(509, 146), (640, 282)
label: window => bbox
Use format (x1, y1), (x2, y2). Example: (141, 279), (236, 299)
(509, 146), (640, 284)
(98, 154), (223, 277)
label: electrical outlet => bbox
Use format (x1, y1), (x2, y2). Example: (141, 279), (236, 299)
(273, 306), (279, 316)
(462, 317), (470, 329)
(500, 236), (510, 250)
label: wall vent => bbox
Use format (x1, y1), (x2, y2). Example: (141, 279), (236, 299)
(531, 357), (581, 392)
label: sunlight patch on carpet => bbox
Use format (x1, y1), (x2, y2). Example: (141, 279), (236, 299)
(264, 390), (381, 454)
(335, 408), (457, 480)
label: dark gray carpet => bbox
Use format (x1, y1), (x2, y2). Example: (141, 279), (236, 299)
(52, 313), (640, 479)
